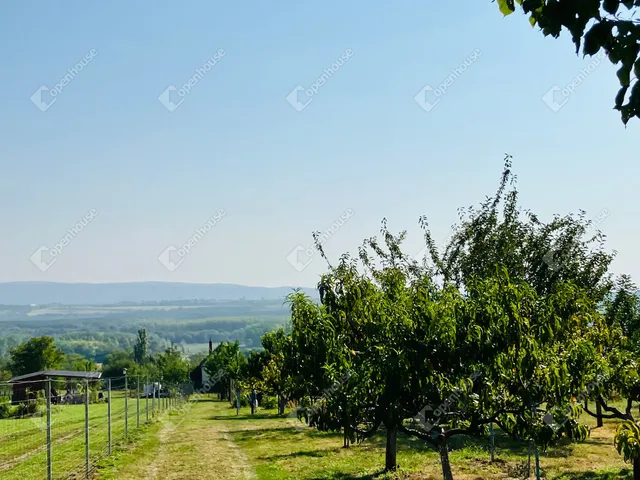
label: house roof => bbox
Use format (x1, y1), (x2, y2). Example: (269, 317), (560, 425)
(9, 370), (103, 383)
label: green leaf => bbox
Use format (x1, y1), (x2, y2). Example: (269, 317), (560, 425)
(497, 0), (516, 16)
(583, 22), (611, 57)
(617, 64), (632, 87)
(529, 16), (537, 27)
(603, 0), (620, 14)
(616, 85), (630, 109)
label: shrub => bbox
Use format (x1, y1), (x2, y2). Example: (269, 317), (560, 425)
(261, 396), (277, 410)
(0, 401), (16, 419)
(229, 396), (249, 408)
(15, 400), (41, 417)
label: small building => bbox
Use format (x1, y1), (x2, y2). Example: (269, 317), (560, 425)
(190, 339), (217, 392)
(9, 370), (102, 405)
(190, 358), (211, 391)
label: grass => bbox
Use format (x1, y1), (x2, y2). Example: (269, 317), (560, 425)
(89, 398), (638, 480)
(0, 391), (167, 480)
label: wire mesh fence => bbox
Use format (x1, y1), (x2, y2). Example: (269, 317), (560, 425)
(0, 375), (186, 480)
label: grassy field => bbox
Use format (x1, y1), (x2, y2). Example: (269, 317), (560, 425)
(0, 392), (163, 480)
(91, 398), (636, 480)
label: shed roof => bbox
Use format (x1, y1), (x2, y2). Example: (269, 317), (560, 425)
(9, 370), (103, 383)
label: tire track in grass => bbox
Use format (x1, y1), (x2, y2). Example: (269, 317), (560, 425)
(108, 400), (256, 480)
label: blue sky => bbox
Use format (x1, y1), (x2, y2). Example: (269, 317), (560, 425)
(0, 1), (638, 288)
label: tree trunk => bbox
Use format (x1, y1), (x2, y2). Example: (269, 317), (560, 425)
(634, 456), (640, 480)
(278, 395), (285, 415)
(627, 398), (633, 418)
(596, 400), (603, 428)
(439, 441), (454, 480)
(342, 423), (352, 448)
(385, 425), (398, 471)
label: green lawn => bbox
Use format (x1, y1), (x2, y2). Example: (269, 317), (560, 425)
(0, 392), (166, 480)
(90, 398), (638, 480)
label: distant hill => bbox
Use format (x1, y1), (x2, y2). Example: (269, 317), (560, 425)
(0, 282), (317, 305)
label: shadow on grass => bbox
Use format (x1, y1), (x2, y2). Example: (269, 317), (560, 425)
(553, 468), (632, 480)
(209, 413), (279, 421)
(260, 449), (333, 461)
(308, 469), (387, 480)
(229, 426), (345, 443)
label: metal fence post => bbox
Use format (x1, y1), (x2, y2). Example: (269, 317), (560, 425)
(146, 377), (149, 422)
(85, 379), (89, 480)
(107, 378), (112, 456)
(136, 376), (140, 428)
(124, 373), (128, 438)
(46, 379), (52, 480)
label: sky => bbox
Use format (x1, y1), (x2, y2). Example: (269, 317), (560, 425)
(0, 1), (638, 288)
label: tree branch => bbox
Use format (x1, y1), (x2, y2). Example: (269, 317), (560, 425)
(398, 423), (438, 448)
(598, 395), (631, 420)
(583, 404), (619, 420)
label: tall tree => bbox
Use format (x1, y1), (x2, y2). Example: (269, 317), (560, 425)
(582, 275), (640, 478)
(204, 341), (246, 401)
(260, 329), (296, 415)
(133, 328), (148, 364)
(0, 358), (11, 381)
(311, 240), (601, 476)
(101, 350), (136, 379)
(297, 158), (614, 476)
(154, 343), (189, 385)
(9, 336), (65, 376)
(495, 0), (640, 124)
(288, 291), (358, 447)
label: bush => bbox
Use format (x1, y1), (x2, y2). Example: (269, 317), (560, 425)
(0, 401), (16, 419)
(261, 396), (277, 410)
(229, 396), (249, 408)
(15, 400), (42, 417)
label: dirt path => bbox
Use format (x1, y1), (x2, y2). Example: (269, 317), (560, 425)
(102, 400), (256, 480)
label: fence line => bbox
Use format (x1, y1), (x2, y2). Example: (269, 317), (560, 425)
(0, 375), (187, 480)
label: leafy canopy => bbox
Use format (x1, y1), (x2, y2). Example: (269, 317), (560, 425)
(9, 336), (65, 377)
(496, 0), (640, 123)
